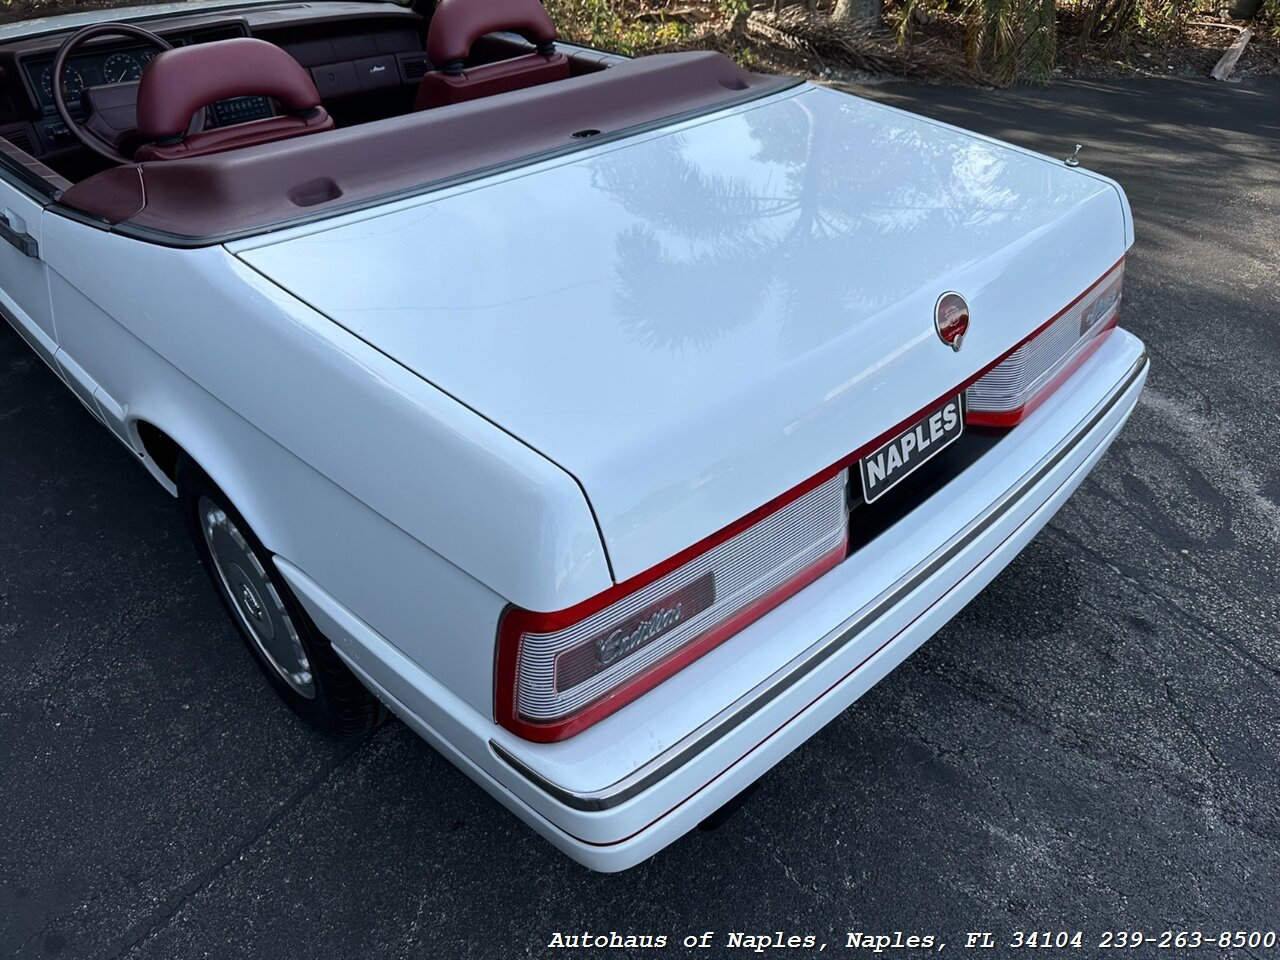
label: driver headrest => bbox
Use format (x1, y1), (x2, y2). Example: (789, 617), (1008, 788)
(427, 0), (559, 70)
(137, 37), (322, 139)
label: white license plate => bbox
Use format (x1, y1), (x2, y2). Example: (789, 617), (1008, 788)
(859, 394), (966, 503)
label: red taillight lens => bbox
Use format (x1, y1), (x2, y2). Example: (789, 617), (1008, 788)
(496, 472), (849, 742)
(968, 259), (1124, 427)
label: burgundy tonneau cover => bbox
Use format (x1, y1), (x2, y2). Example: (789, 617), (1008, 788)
(59, 52), (797, 244)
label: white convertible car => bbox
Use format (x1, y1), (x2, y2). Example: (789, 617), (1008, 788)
(1, 0), (1145, 870)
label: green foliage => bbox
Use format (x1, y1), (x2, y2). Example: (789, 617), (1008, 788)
(1140, 0), (1192, 39)
(959, 0), (1056, 83)
(1022, 0), (1057, 76)
(906, 0), (1220, 83)
(1263, 0), (1280, 38)
(544, 0), (691, 55)
(1077, 0), (1139, 44)
(549, 0), (1272, 85)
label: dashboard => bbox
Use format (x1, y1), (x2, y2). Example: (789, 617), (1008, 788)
(22, 23), (248, 114)
(0, 2), (426, 163)
(17, 22), (276, 152)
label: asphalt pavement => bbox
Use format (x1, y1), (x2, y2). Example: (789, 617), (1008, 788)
(2, 75), (1278, 959)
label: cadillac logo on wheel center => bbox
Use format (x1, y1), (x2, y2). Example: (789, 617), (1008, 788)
(935, 292), (970, 351)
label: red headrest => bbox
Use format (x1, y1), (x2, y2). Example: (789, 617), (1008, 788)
(137, 38), (322, 139)
(427, 0), (559, 67)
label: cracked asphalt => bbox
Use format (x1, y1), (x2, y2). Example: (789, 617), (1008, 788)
(3, 76), (1279, 959)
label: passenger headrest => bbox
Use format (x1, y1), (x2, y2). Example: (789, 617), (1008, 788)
(427, 0), (559, 72)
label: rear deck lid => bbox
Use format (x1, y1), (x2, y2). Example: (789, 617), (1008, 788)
(232, 82), (1128, 589)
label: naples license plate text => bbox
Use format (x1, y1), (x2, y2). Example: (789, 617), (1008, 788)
(859, 395), (965, 503)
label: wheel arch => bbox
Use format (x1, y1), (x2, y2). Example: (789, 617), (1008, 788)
(126, 399), (295, 563)
(134, 419), (181, 489)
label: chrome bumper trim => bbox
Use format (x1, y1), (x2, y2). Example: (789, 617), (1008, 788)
(492, 348), (1149, 811)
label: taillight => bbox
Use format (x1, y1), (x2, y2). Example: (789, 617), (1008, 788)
(496, 472), (849, 742)
(968, 259), (1124, 427)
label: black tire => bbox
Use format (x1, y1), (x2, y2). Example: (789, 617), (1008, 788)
(177, 457), (385, 739)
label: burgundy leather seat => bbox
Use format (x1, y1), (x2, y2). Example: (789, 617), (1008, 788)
(414, 0), (570, 111)
(135, 38), (334, 162)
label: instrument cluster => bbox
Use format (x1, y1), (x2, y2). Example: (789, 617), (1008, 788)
(26, 46), (160, 111)
(23, 24), (247, 114)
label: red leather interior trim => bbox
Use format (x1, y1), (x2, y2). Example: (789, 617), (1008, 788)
(426, 0), (558, 66)
(134, 110), (334, 161)
(58, 53), (795, 240)
(413, 53), (569, 110)
(137, 37), (323, 138)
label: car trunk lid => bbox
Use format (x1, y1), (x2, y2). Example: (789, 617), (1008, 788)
(232, 83), (1128, 590)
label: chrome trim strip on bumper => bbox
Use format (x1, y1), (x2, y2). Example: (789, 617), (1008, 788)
(491, 349), (1149, 811)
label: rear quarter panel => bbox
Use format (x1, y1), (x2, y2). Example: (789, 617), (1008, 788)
(38, 211), (614, 712)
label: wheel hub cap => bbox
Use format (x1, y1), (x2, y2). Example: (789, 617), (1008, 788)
(199, 497), (316, 699)
(240, 583), (265, 622)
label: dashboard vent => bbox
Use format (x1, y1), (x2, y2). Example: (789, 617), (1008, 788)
(399, 54), (430, 81)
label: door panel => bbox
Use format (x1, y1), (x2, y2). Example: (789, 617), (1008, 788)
(0, 180), (57, 365)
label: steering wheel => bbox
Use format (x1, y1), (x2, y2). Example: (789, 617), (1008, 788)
(52, 22), (201, 163)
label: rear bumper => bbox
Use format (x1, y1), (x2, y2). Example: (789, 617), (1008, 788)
(283, 328), (1147, 872)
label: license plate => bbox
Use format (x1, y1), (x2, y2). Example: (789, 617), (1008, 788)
(858, 394), (966, 503)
